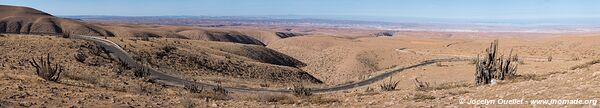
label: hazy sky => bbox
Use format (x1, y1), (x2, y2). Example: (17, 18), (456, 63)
(2, 0), (599, 19)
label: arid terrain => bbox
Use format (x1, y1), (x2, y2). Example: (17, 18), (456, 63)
(2, 5), (600, 107)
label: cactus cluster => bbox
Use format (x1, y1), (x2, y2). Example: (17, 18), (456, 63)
(474, 40), (518, 85)
(29, 53), (63, 82)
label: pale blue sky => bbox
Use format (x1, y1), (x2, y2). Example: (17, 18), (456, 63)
(1, 0), (599, 19)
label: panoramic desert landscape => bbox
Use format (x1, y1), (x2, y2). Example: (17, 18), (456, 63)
(2, 1), (600, 107)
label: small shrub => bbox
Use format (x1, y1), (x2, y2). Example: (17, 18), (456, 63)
(547, 56), (553, 62)
(156, 45), (177, 58)
(418, 81), (471, 91)
(435, 63), (447, 67)
(134, 67), (150, 77)
(512, 54), (519, 62)
(379, 77), (400, 91)
(257, 94), (291, 103)
(508, 74), (547, 82)
(212, 85), (229, 95)
(63, 71), (98, 84)
(569, 59), (600, 70)
(61, 32), (71, 38)
(74, 50), (87, 63)
(365, 87), (375, 92)
(292, 85), (312, 96)
(113, 58), (129, 75)
(161, 45), (177, 53)
(185, 84), (204, 93)
(413, 93), (436, 101)
(181, 98), (196, 108)
(141, 35), (150, 41)
(571, 57), (581, 61)
(29, 53), (63, 82)
(447, 90), (471, 95)
(304, 96), (340, 104)
(259, 83), (269, 87)
(414, 78), (430, 91)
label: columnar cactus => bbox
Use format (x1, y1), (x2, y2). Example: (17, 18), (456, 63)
(475, 40), (518, 85)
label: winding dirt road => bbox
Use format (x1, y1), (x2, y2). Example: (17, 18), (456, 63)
(71, 35), (472, 94)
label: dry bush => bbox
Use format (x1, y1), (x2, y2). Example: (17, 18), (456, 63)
(474, 40), (518, 85)
(259, 83), (269, 87)
(212, 85), (230, 96)
(412, 93), (436, 101)
(180, 98), (196, 108)
(156, 45), (177, 58)
(256, 93), (294, 103)
(29, 53), (63, 82)
(505, 74), (547, 82)
(414, 78), (430, 91)
(435, 63), (448, 67)
(292, 85), (313, 96)
(195, 85), (231, 101)
(184, 84), (204, 93)
(78, 42), (113, 66)
(303, 96), (340, 105)
(136, 83), (164, 94)
(513, 54), (525, 64)
(74, 50), (87, 63)
(61, 32), (72, 38)
(514, 71), (565, 82)
(364, 87), (375, 92)
(430, 82), (471, 91)
(134, 67), (150, 77)
(547, 56), (553, 62)
(447, 90), (471, 95)
(569, 59), (600, 70)
(571, 57), (581, 61)
(63, 71), (98, 85)
(112, 58), (130, 75)
(141, 35), (150, 41)
(415, 80), (471, 91)
(379, 77), (400, 91)
(236, 92), (295, 104)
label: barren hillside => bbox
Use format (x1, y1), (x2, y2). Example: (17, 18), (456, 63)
(0, 5), (114, 36)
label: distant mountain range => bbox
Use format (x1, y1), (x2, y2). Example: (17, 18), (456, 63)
(63, 15), (600, 33)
